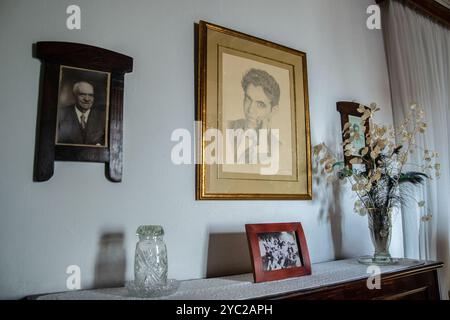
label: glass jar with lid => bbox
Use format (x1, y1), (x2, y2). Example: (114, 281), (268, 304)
(134, 225), (168, 288)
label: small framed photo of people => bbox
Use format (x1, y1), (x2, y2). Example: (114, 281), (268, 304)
(56, 66), (110, 147)
(196, 21), (312, 200)
(336, 101), (370, 171)
(34, 42), (133, 182)
(245, 222), (311, 283)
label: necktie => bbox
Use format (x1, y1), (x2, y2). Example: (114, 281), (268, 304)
(80, 114), (87, 130)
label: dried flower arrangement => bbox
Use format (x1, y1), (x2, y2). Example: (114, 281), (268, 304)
(314, 103), (439, 264)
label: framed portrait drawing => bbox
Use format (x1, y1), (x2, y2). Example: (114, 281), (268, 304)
(196, 21), (312, 200)
(336, 101), (369, 170)
(34, 42), (133, 182)
(245, 222), (311, 283)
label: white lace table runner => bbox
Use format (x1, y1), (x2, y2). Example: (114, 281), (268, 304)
(37, 258), (427, 300)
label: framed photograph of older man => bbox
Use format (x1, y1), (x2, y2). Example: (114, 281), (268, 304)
(55, 66), (110, 147)
(34, 42), (133, 183)
(196, 21), (312, 200)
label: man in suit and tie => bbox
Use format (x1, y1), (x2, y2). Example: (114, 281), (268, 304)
(227, 68), (281, 166)
(56, 81), (106, 146)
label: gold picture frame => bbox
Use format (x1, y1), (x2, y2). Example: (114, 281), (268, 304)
(196, 21), (312, 200)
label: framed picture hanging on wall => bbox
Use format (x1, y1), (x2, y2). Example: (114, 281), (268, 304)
(34, 42), (133, 182)
(196, 21), (312, 200)
(336, 101), (370, 171)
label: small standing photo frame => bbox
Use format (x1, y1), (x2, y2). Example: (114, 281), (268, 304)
(245, 222), (311, 283)
(336, 101), (369, 171)
(34, 42), (133, 182)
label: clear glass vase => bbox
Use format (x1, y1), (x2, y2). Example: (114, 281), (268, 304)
(358, 208), (398, 265)
(134, 225), (168, 288)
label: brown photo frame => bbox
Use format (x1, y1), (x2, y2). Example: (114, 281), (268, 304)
(245, 222), (311, 283)
(196, 21), (312, 200)
(34, 42), (133, 182)
(336, 101), (369, 169)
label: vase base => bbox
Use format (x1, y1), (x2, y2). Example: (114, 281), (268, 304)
(126, 279), (180, 298)
(357, 255), (399, 266)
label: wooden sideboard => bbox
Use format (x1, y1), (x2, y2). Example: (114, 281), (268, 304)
(32, 259), (444, 300)
(271, 261), (443, 300)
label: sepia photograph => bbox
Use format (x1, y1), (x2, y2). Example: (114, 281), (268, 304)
(257, 231), (302, 271)
(55, 65), (110, 147)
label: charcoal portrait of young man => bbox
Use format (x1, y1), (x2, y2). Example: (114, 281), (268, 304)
(221, 52), (294, 176)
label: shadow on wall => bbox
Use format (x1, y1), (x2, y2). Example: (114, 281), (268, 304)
(313, 153), (344, 260)
(206, 233), (252, 278)
(94, 232), (126, 288)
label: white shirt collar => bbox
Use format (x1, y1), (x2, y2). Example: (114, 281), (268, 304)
(74, 106), (91, 124)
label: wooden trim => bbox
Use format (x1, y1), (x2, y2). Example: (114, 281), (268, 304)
(381, 262), (444, 280)
(377, 0), (450, 29)
(376, 286), (428, 300)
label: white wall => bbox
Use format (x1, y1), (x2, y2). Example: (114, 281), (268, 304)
(0, 0), (401, 299)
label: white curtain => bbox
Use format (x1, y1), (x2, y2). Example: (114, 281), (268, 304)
(381, 0), (450, 299)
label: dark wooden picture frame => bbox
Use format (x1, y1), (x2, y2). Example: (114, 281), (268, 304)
(336, 101), (369, 169)
(34, 42), (133, 182)
(245, 222), (311, 283)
